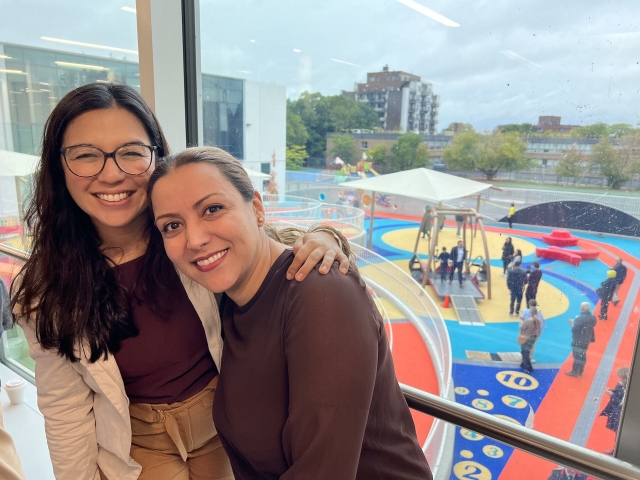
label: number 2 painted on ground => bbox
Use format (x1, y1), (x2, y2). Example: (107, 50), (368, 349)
(453, 461), (491, 480)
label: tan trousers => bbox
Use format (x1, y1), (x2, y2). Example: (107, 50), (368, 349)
(128, 377), (233, 480)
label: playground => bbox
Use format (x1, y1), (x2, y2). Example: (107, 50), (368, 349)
(371, 212), (639, 479)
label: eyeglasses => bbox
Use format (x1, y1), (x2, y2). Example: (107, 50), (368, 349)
(60, 143), (157, 177)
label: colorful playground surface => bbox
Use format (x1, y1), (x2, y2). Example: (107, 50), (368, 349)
(370, 213), (640, 479)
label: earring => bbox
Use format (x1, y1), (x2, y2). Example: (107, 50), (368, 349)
(258, 217), (264, 224)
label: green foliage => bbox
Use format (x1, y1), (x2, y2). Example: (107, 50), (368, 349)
(609, 123), (636, 138)
(500, 123), (534, 136)
(570, 122), (610, 139)
(445, 122), (475, 134)
(443, 131), (528, 180)
(591, 133), (640, 189)
(388, 133), (429, 172)
(286, 145), (307, 170)
(287, 92), (379, 158)
(367, 144), (389, 170)
(555, 148), (585, 185)
(286, 111), (309, 148)
(329, 134), (357, 165)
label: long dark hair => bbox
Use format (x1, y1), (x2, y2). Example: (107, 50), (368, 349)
(11, 83), (175, 363)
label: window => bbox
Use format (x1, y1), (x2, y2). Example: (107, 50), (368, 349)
(261, 162), (271, 174)
(202, 75), (244, 159)
(361, 141), (368, 149)
(0, 2), (139, 381)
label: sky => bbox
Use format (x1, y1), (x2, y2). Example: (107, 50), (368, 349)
(1, 0), (639, 131)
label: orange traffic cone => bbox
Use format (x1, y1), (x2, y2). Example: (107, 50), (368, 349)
(442, 295), (451, 309)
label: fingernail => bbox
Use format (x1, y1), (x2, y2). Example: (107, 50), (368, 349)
(286, 273), (293, 280)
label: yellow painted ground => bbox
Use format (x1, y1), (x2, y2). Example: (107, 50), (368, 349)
(372, 296), (407, 320)
(382, 227), (536, 260)
(389, 260), (569, 324)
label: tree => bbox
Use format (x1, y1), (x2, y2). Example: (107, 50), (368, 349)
(329, 134), (356, 165)
(286, 145), (307, 170)
(500, 123), (534, 136)
(609, 123), (636, 138)
(592, 133), (640, 189)
(288, 92), (379, 158)
(367, 144), (389, 172)
(555, 147), (585, 185)
(570, 122), (610, 138)
(286, 110), (309, 148)
(388, 133), (429, 172)
(443, 131), (529, 180)
(444, 122), (475, 134)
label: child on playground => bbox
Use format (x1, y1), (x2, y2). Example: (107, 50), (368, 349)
(438, 247), (450, 282)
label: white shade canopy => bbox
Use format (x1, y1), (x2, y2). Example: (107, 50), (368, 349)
(340, 167), (491, 202)
(0, 150), (39, 177)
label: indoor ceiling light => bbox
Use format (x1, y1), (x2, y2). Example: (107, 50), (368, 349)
(395, 0), (460, 27)
(500, 50), (541, 68)
(55, 61), (108, 71)
(0, 69), (27, 74)
(0, 54), (12, 59)
(121, 6), (136, 13)
(331, 58), (360, 67)
(42, 37), (138, 55)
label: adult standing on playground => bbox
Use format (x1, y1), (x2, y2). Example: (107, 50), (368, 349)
(508, 248), (523, 270)
(507, 260), (528, 316)
(420, 205), (432, 239)
(507, 202), (516, 228)
(518, 305), (541, 373)
(449, 240), (467, 288)
(600, 367), (630, 455)
(525, 261), (543, 303)
(10, 83), (348, 480)
(597, 270), (617, 320)
(501, 237), (514, 277)
(455, 207), (464, 238)
(565, 302), (597, 377)
(612, 258), (627, 306)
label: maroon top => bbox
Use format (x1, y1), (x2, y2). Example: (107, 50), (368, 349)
(214, 250), (432, 479)
(113, 255), (218, 404)
(526, 269), (543, 295)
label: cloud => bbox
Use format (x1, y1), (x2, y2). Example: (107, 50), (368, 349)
(1, 0), (639, 131)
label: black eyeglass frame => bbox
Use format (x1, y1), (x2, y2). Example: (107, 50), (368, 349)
(60, 143), (158, 178)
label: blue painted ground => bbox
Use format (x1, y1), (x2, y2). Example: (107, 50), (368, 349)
(448, 363), (559, 480)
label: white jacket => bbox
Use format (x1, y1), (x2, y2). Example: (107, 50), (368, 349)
(20, 274), (223, 480)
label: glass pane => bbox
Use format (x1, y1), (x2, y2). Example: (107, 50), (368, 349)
(199, 0), (638, 465)
(0, 1), (139, 375)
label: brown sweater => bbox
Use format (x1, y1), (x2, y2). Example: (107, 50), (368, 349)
(214, 250), (432, 479)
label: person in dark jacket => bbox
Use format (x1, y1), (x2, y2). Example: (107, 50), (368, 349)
(597, 270), (617, 320)
(612, 257), (627, 305)
(547, 467), (587, 480)
(507, 260), (528, 316)
(501, 237), (514, 276)
(565, 302), (597, 377)
(600, 366), (629, 455)
(437, 247), (450, 283)
(449, 241), (467, 288)
(525, 261), (543, 303)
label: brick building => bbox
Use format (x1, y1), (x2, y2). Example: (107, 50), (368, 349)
(343, 65), (439, 135)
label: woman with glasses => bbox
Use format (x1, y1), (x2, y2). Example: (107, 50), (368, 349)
(149, 147), (432, 479)
(11, 83), (348, 480)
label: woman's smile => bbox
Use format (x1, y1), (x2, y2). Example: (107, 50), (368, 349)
(194, 248), (229, 272)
